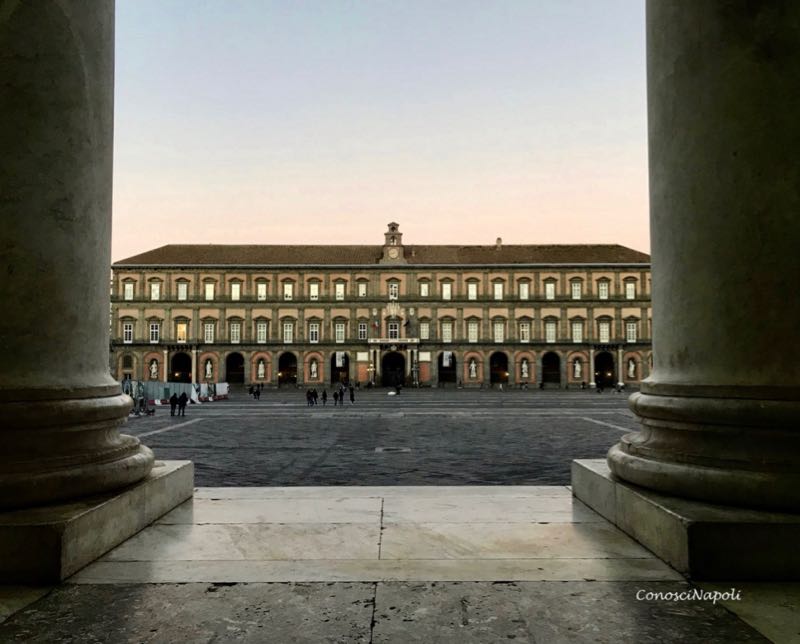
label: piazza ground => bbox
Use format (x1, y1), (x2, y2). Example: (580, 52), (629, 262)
(124, 388), (638, 486)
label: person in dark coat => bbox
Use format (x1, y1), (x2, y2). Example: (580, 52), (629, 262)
(321, 390), (327, 405)
(178, 392), (188, 416)
(349, 386), (355, 404)
(333, 390), (339, 406)
(169, 393), (178, 416)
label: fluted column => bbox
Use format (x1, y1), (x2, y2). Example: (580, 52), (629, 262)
(608, 0), (800, 511)
(0, 1), (154, 510)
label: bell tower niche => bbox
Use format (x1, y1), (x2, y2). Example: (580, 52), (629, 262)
(380, 222), (407, 264)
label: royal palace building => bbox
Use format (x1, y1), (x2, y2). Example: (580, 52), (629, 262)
(110, 223), (652, 389)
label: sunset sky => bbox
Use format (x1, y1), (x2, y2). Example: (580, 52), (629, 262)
(112, 0), (648, 262)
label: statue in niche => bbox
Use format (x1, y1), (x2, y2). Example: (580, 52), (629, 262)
(573, 359), (582, 379)
(149, 359), (158, 380)
(521, 358), (529, 380)
(628, 358), (636, 379)
(469, 358), (478, 379)
(257, 359), (266, 379)
(310, 359), (318, 380)
(205, 359), (213, 380)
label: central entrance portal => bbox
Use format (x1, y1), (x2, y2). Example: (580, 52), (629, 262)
(169, 352), (192, 383)
(594, 351), (615, 389)
(381, 352), (405, 387)
(225, 352), (245, 384)
(330, 352), (350, 385)
(278, 353), (297, 386)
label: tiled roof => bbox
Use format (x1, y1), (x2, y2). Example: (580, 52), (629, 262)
(114, 244), (650, 267)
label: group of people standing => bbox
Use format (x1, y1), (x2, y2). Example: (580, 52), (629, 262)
(249, 383), (264, 400)
(169, 392), (188, 416)
(306, 384), (355, 406)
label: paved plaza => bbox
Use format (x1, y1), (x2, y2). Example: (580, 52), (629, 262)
(124, 389), (639, 487)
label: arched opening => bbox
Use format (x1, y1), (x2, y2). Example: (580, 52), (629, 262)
(169, 352), (192, 383)
(330, 352), (350, 384)
(541, 352), (561, 386)
(122, 355), (133, 370)
(489, 352), (509, 384)
(381, 352), (405, 387)
(437, 352), (457, 385)
(278, 353), (297, 386)
(225, 352), (245, 383)
(594, 351), (615, 388)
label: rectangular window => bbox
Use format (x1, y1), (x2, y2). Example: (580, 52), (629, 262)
(123, 282), (134, 300)
(204, 323), (215, 343)
(467, 283), (478, 300)
(358, 322), (368, 340)
(572, 321), (583, 343)
(545, 321), (557, 343)
(519, 322), (530, 343)
(468, 321), (479, 343)
(257, 282), (267, 301)
(150, 283), (160, 301)
(256, 321), (267, 343)
(204, 283), (214, 301)
(123, 322), (133, 343)
(571, 282), (581, 300)
(388, 282), (399, 300)
(419, 321), (430, 340)
(335, 322), (345, 343)
(149, 322), (159, 343)
(545, 282), (556, 300)
(177, 282), (188, 301)
(308, 322), (320, 343)
(283, 283), (293, 301)
(626, 282), (636, 299)
(519, 282), (529, 300)
(176, 322), (188, 343)
(599, 320), (611, 343)
(493, 283), (503, 300)
(230, 322), (241, 344)
(493, 321), (504, 343)
(441, 283), (452, 300)
(231, 283), (241, 301)
(419, 282), (429, 297)
(283, 322), (294, 343)
(388, 322), (400, 340)
(309, 283), (319, 301)
(335, 283), (345, 301)
(626, 321), (638, 343)
(598, 281), (609, 300)
(441, 321), (452, 343)
(358, 282), (367, 297)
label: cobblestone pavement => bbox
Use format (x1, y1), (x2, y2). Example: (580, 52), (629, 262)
(124, 389), (639, 486)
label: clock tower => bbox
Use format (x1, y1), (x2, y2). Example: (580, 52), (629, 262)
(379, 222), (407, 264)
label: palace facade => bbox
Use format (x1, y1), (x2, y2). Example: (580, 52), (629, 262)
(110, 223), (652, 389)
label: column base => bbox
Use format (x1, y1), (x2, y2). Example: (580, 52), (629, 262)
(0, 460), (193, 584)
(572, 459), (800, 580)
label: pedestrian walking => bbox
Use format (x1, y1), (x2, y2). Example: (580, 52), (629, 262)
(349, 385), (355, 404)
(322, 390), (327, 405)
(312, 389), (319, 405)
(333, 390), (339, 406)
(254, 387), (260, 400)
(169, 393), (178, 416)
(178, 392), (188, 416)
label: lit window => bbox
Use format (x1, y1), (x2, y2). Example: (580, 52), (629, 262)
(177, 282), (188, 301)
(149, 322), (159, 343)
(230, 322), (241, 343)
(467, 283), (478, 300)
(626, 321), (638, 343)
(571, 281), (581, 300)
(283, 283), (293, 301)
(519, 282), (529, 300)
(204, 283), (214, 301)
(388, 282), (399, 300)
(468, 321), (479, 343)
(176, 322), (188, 343)
(545, 282), (556, 300)
(308, 322), (320, 343)
(231, 283), (241, 301)
(626, 282), (636, 300)
(519, 322), (530, 343)
(493, 321), (504, 343)
(441, 283), (452, 300)
(204, 323), (215, 343)
(358, 322), (368, 340)
(545, 321), (557, 343)
(419, 321), (430, 340)
(599, 320), (611, 343)
(257, 282), (267, 301)
(388, 322), (400, 340)
(572, 321), (583, 343)
(283, 322), (294, 343)
(150, 282), (160, 301)
(335, 322), (345, 343)
(335, 282), (345, 301)
(598, 281), (609, 300)
(123, 282), (134, 300)
(309, 283), (319, 301)
(358, 282), (367, 297)
(493, 283), (503, 300)
(123, 322), (133, 343)
(419, 282), (429, 297)
(256, 321), (267, 343)
(441, 321), (452, 343)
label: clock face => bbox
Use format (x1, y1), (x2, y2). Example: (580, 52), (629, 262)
(388, 248), (399, 259)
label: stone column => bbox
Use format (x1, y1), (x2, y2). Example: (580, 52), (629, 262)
(588, 348), (595, 388)
(191, 348), (198, 384)
(162, 349), (169, 382)
(616, 347), (624, 388)
(0, 1), (154, 510)
(608, 0), (800, 511)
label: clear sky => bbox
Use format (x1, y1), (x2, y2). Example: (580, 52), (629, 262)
(113, 0), (648, 261)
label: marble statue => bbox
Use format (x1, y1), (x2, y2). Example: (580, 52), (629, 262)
(149, 359), (158, 380)
(628, 358), (636, 379)
(521, 359), (529, 379)
(469, 359), (477, 379)
(205, 359), (213, 380)
(310, 359), (318, 379)
(257, 359), (265, 379)
(573, 359), (582, 379)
